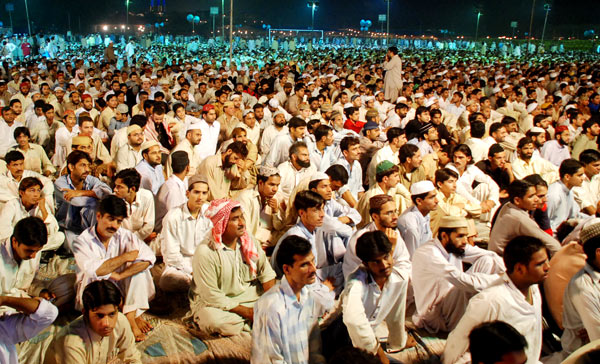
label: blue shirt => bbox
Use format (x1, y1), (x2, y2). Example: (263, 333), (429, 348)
(336, 158), (365, 201)
(397, 205), (432, 258)
(547, 181), (588, 231)
(251, 276), (326, 364)
(135, 159), (165, 195)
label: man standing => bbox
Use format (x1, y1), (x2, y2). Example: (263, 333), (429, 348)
(443, 236), (549, 364)
(168, 123), (202, 177)
(383, 47), (402, 102)
(251, 235), (326, 364)
(73, 195), (156, 342)
(263, 117), (307, 168)
(196, 104), (220, 162)
(188, 199), (276, 337)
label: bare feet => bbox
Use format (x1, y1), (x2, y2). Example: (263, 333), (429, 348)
(126, 312), (146, 342)
(403, 335), (418, 350)
(136, 316), (153, 334)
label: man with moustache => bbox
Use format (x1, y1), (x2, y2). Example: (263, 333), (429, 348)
(198, 140), (249, 201)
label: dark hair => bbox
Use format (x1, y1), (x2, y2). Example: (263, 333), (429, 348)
(340, 136), (360, 152)
(508, 179), (535, 202)
(115, 168), (141, 191)
(41, 103), (54, 113)
(501, 115), (517, 126)
(289, 141), (307, 158)
(399, 143), (419, 163)
(580, 149), (600, 165)
(470, 120), (486, 138)
(356, 230), (392, 263)
(503, 236), (546, 274)
(14, 126), (30, 140)
(82, 280), (123, 313)
(376, 164), (399, 182)
(452, 144), (473, 162)
(12, 216), (47, 247)
(66, 150), (93, 168)
(294, 190), (324, 212)
(387, 46), (398, 55)
(130, 114), (147, 128)
(325, 164), (349, 185)
(559, 159), (583, 179)
(583, 117), (600, 133)
(523, 174), (548, 188)
(171, 150), (190, 174)
(435, 168), (459, 187)
(517, 137), (534, 149)
(386, 127), (404, 144)
(97, 195), (128, 218)
(314, 124), (332, 142)
(5, 150), (25, 165)
(488, 143), (505, 158)
(78, 114), (94, 126)
(584, 235), (600, 266)
(469, 321), (528, 364)
(226, 141), (249, 158)
(288, 117), (307, 129)
(276, 235), (313, 273)
(18, 176), (43, 193)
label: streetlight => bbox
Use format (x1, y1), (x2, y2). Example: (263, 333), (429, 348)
(307, 1), (319, 30)
(126, 0), (130, 27)
(541, 2), (551, 42)
(23, 0), (31, 34)
(475, 11), (482, 40)
(527, 0), (536, 50)
(221, 0), (225, 41)
(384, 0), (391, 44)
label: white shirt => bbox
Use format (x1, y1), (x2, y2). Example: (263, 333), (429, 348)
(0, 238), (41, 299)
(512, 156), (559, 186)
(161, 202), (212, 275)
(264, 133), (295, 168)
(195, 119), (221, 162)
(0, 170), (54, 210)
(0, 119), (23, 158)
(562, 263), (600, 354)
(120, 189), (155, 241)
(114, 143), (142, 172)
(277, 161), (317, 201)
(540, 139), (571, 167)
(260, 125), (288, 158)
(573, 174), (600, 211)
(52, 125), (77, 167)
(547, 181), (588, 231)
(367, 144), (399, 187)
(447, 163), (500, 206)
(442, 274), (543, 364)
(464, 138), (490, 163)
(154, 175), (187, 232)
(412, 239), (504, 332)
(0, 299), (58, 364)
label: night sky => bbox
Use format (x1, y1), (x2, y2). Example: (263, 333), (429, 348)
(3, 0), (598, 38)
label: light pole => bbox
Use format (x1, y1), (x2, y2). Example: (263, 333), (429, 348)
(229, 0), (233, 64)
(307, 2), (319, 30)
(221, 0), (225, 40)
(541, 3), (551, 42)
(385, 0), (390, 44)
(527, 0), (536, 50)
(475, 11), (482, 40)
(126, 0), (130, 27)
(23, 0), (31, 34)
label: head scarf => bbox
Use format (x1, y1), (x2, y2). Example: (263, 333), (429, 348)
(204, 199), (258, 276)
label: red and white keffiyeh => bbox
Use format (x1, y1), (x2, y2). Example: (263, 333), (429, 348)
(204, 199), (259, 276)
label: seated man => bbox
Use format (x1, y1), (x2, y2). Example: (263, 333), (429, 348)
(113, 168), (155, 242)
(73, 195), (156, 341)
(11, 126), (55, 176)
(155, 151), (189, 232)
(489, 180), (561, 256)
(135, 140), (165, 195)
(188, 199), (275, 337)
(397, 181), (438, 257)
(0, 295), (58, 364)
(114, 124), (144, 172)
(272, 191), (339, 314)
(0, 150), (54, 210)
(339, 231), (415, 362)
(562, 218), (600, 355)
(547, 159), (588, 232)
(0, 177), (64, 251)
(44, 280), (142, 364)
(55, 150), (112, 250)
(160, 175), (212, 293)
(198, 140), (249, 201)
(343, 194), (412, 280)
(237, 166), (285, 249)
(251, 235), (326, 364)
(443, 236), (549, 364)
(412, 216), (505, 333)
(468, 321), (528, 364)
(277, 141), (316, 202)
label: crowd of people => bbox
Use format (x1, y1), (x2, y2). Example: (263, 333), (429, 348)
(0, 31), (600, 364)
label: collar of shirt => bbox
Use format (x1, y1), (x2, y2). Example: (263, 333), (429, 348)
(280, 275), (309, 308)
(432, 238), (452, 262)
(1, 239), (18, 268)
(66, 174), (91, 190)
(583, 263), (600, 283)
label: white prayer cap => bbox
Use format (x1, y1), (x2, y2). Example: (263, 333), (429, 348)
(127, 125), (142, 135)
(414, 92), (424, 99)
(273, 110), (284, 118)
(258, 166), (279, 177)
(410, 180), (435, 196)
(75, 81), (84, 87)
(502, 84), (511, 90)
(375, 91), (382, 97)
(526, 102), (538, 113)
(439, 216), (469, 229)
(529, 127), (545, 134)
(268, 98), (280, 108)
(116, 104), (129, 114)
(243, 109), (254, 117)
(425, 99), (436, 107)
(141, 77), (151, 83)
(158, 79), (169, 85)
(343, 103), (353, 109)
(396, 96), (408, 104)
(537, 77), (545, 82)
(186, 123), (202, 133)
(151, 75), (158, 79)
(54, 87), (64, 92)
(365, 96), (375, 102)
(230, 93), (242, 100)
(310, 172), (329, 183)
(492, 87), (501, 93)
(550, 72), (558, 78)
(140, 140), (160, 152)
(565, 104), (577, 111)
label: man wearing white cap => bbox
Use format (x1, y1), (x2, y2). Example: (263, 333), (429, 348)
(396, 181), (438, 257)
(167, 122), (202, 177)
(135, 140), (164, 195)
(412, 216), (504, 334)
(259, 110), (288, 159)
(235, 109), (260, 146)
(114, 125), (144, 172)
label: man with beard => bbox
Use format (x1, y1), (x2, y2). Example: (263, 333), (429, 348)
(443, 236), (549, 364)
(572, 118), (600, 160)
(412, 216), (505, 333)
(252, 235), (326, 364)
(277, 141), (316, 202)
(195, 104), (220, 162)
(396, 181), (439, 257)
(260, 110), (288, 158)
(541, 125), (571, 167)
(343, 194), (411, 281)
(10, 80), (33, 111)
(264, 117), (307, 168)
(115, 125), (144, 172)
(72, 195), (156, 342)
(75, 94), (99, 126)
(135, 140), (164, 195)
(55, 151), (112, 251)
(512, 137), (559, 185)
(336, 231), (415, 363)
(198, 141), (249, 201)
